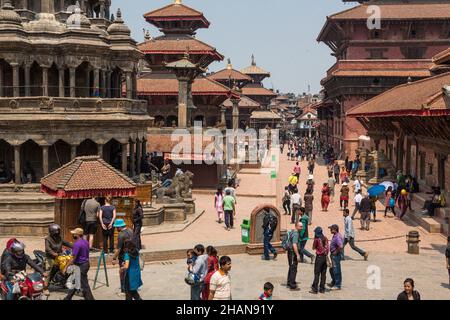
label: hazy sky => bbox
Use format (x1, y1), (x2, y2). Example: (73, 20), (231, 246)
(112, 0), (354, 94)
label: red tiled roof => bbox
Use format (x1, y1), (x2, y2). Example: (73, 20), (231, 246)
(347, 72), (450, 117)
(41, 156), (136, 199)
(329, 3), (450, 20)
(222, 96), (260, 109)
(432, 47), (450, 65)
(241, 84), (277, 97)
(144, 3), (210, 27)
(138, 36), (223, 60)
(137, 74), (233, 96)
(322, 60), (433, 84)
(207, 68), (252, 82)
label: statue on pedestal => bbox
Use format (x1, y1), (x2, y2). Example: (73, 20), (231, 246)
(367, 150), (395, 185)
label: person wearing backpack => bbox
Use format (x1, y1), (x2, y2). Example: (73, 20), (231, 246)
(262, 210), (278, 261)
(285, 222), (303, 291)
(298, 208), (315, 264)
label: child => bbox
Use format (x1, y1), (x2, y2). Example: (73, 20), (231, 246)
(214, 188), (224, 224)
(185, 249), (199, 285)
(258, 282), (274, 300)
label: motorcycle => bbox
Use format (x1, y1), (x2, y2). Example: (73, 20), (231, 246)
(0, 271), (44, 300)
(33, 250), (72, 289)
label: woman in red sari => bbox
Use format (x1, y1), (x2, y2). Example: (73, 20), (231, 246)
(201, 246), (219, 300)
(321, 183), (331, 211)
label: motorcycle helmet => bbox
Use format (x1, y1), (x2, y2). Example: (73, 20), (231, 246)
(48, 223), (61, 237)
(10, 241), (25, 259)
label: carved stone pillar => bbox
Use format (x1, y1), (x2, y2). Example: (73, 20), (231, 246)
(42, 145), (49, 177)
(142, 139), (147, 158)
(177, 78), (188, 128)
(85, 67), (91, 97)
(14, 145), (21, 184)
(11, 63), (19, 97)
(24, 64), (30, 97)
(121, 143), (128, 175)
(41, 0), (54, 12)
(101, 70), (106, 98)
(71, 145), (77, 160)
(136, 139), (141, 175)
(42, 66), (49, 97)
(126, 72), (132, 99)
(58, 67), (64, 97)
(93, 68), (100, 97)
(97, 143), (104, 159)
(0, 64), (3, 97)
(231, 98), (240, 131)
(105, 71), (111, 98)
(220, 106), (226, 126)
(129, 140), (135, 177)
(69, 67), (76, 97)
(99, 0), (105, 18)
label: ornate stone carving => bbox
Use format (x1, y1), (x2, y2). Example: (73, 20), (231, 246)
(72, 99), (80, 109)
(9, 100), (18, 109)
(156, 171), (194, 201)
(39, 97), (54, 111)
(96, 99), (102, 111)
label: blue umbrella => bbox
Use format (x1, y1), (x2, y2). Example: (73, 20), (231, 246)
(367, 185), (385, 197)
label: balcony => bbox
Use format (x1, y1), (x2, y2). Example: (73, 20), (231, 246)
(0, 97), (148, 115)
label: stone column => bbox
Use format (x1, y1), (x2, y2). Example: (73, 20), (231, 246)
(24, 64), (30, 97)
(0, 65), (3, 97)
(59, 0), (64, 12)
(99, 0), (105, 18)
(105, 71), (111, 98)
(42, 66), (49, 97)
(93, 68), (100, 97)
(136, 139), (141, 175)
(177, 78), (189, 128)
(129, 140), (135, 177)
(220, 106), (226, 126)
(97, 143), (104, 159)
(71, 145), (77, 160)
(11, 63), (19, 97)
(142, 139), (147, 158)
(231, 98), (240, 131)
(121, 143), (128, 175)
(14, 145), (21, 184)
(101, 70), (106, 98)
(41, 0), (54, 12)
(69, 68), (76, 97)
(85, 68), (91, 97)
(126, 72), (132, 99)
(42, 145), (49, 177)
(58, 67), (65, 97)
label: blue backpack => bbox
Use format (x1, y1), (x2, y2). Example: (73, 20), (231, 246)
(281, 230), (295, 250)
(389, 198), (395, 207)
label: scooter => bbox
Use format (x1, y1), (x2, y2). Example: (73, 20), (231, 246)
(0, 271), (44, 300)
(33, 250), (71, 289)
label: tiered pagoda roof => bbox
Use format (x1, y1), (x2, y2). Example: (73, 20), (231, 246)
(241, 54), (271, 79)
(207, 59), (252, 84)
(222, 96), (260, 110)
(241, 83), (277, 97)
(347, 71), (450, 117)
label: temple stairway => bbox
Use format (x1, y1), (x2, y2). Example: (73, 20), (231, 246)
(408, 191), (449, 236)
(0, 184), (55, 236)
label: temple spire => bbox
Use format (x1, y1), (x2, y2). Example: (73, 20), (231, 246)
(175, 0), (182, 4)
(227, 58), (232, 70)
(251, 54), (256, 66)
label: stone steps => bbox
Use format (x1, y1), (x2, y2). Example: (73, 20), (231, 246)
(407, 209), (447, 234)
(0, 192), (55, 212)
(0, 210), (54, 236)
(412, 193), (449, 219)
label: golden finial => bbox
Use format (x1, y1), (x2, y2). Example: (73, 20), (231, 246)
(175, 0), (182, 4)
(227, 58), (232, 70)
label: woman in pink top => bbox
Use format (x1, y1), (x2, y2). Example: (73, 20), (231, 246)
(293, 162), (301, 179)
(215, 188), (224, 224)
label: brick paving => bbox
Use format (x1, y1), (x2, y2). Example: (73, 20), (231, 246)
(1, 150), (449, 300)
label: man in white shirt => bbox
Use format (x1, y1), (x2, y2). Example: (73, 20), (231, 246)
(351, 190), (363, 220)
(353, 178), (362, 194)
(209, 256), (232, 300)
(290, 192), (302, 224)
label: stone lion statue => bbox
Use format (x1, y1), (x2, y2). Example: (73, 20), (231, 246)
(156, 171), (194, 200)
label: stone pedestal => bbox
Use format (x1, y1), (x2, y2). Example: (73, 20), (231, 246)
(184, 198), (195, 215)
(142, 206), (165, 226)
(163, 203), (187, 222)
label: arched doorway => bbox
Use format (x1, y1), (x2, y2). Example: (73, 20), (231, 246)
(48, 63), (59, 97)
(0, 139), (13, 183)
(77, 139), (98, 156)
(110, 67), (123, 98)
(49, 140), (71, 173)
(76, 61), (91, 97)
(103, 139), (122, 170)
(21, 140), (42, 182)
(30, 61), (43, 96)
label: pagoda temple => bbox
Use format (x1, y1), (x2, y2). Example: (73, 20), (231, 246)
(316, 0), (450, 159)
(137, 0), (235, 129)
(207, 58), (260, 129)
(136, 0), (238, 188)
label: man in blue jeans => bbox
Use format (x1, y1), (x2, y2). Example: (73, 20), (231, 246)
(328, 224), (343, 290)
(262, 211), (278, 261)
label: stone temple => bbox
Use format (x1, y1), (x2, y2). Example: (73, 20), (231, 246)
(0, 0), (153, 235)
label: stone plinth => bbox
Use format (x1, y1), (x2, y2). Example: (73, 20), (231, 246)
(142, 206), (165, 226)
(163, 203), (187, 222)
(184, 198), (195, 215)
